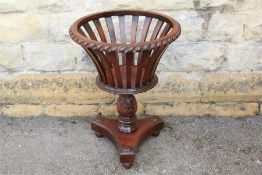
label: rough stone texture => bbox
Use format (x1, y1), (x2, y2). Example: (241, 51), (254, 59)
(160, 42), (225, 72)
(83, 0), (194, 11)
(243, 12), (262, 41)
(169, 11), (204, 42)
(0, 0), (261, 117)
(199, 73), (262, 102)
(0, 116), (262, 174)
(209, 102), (259, 117)
(225, 43), (262, 71)
(207, 13), (244, 42)
(0, 14), (43, 43)
(146, 103), (210, 116)
(0, 73), (260, 117)
(0, 45), (23, 72)
(22, 43), (87, 72)
(46, 104), (98, 117)
(40, 12), (87, 42)
(0, 0), (34, 13)
(0, 73), (114, 105)
(1, 105), (44, 117)
(145, 102), (259, 117)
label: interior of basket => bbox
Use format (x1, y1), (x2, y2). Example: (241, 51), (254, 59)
(78, 14), (172, 45)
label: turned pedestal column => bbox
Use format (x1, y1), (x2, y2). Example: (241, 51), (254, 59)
(69, 9), (181, 168)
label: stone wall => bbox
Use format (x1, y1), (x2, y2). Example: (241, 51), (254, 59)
(0, 0), (261, 117)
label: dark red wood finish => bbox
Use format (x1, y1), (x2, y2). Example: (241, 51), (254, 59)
(69, 9), (181, 168)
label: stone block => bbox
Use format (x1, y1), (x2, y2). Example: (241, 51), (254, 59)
(40, 12), (87, 42)
(83, 0), (194, 11)
(0, 0), (34, 13)
(145, 102), (259, 117)
(46, 104), (98, 117)
(0, 73), (114, 105)
(145, 103), (210, 116)
(0, 44), (23, 71)
(22, 43), (88, 71)
(1, 104), (44, 117)
(207, 13), (244, 42)
(243, 12), (262, 41)
(136, 72), (201, 103)
(0, 14), (43, 43)
(210, 102), (259, 117)
(159, 42), (225, 72)
(200, 73), (262, 102)
(37, 0), (83, 13)
(167, 11), (204, 42)
(225, 43), (262, 71)
(194, 0), (261, 11)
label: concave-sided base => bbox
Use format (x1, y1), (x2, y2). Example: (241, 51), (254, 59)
(91, 115), (164, 168)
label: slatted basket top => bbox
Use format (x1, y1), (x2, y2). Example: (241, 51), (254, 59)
(69, 10), (181, 53)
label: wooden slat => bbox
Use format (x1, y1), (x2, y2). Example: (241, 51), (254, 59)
(135, 17), (153, 87)
(141, 23), (171, 84)
(131, 15), (139, 43)
(140, 17), (152, 42)
(149, 47), (168, 79)
(83, 23), (97, 40)
(96, 51), (115, 86)
(150, 20), (164, 41)
(107, 52), (123, 88)
(159, 23), (171, 38)
(78, 28), (87, 37)
(118, 16), (126, 44)
(142, 46), (166, 85)
(105, 17), (117, 43)
(135, 50), (151, 87)
(118, 16), (127, 65)
(126, 52), (134, 88)
(93, 19), (107, 42)
(82, 47), (107, 84)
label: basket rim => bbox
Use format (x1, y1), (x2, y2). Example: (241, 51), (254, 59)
(69, 9), (181, 53)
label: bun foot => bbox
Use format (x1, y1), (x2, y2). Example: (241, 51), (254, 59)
(152, 131), (160, 137)
(95, 132), (104, 138)
(123, 163), (132, 169)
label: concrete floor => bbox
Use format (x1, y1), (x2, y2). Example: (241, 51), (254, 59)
(0, 116), (261, 175)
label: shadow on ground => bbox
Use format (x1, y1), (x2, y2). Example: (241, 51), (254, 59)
(0, 116), (261, 175)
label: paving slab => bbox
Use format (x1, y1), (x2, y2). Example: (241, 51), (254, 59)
(0, 116), (262, 175)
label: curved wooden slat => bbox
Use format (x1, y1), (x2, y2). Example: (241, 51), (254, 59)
(96, 51), (115, 86)
(150, 47), (168, 79)
(150, 20), (164, 41)
(118, 16), (126, 44)
(141, 23), (172, 85)
(118, 16), (127, 64)
(93, 19), (107, 42)
(131, 15), (139, 43)
(78, 28), (87, 37)
(135, 50), (151, 87)
(107, 52), (123, 88)
(83, 23), (98, 40)
(159, 23), (171, 38)
(82, 46), (107, 83)
(126, 52), (134, 88)
(105, 17), (117, 43)
(140, 17), (152, 42)
(142, 46), (167, 85)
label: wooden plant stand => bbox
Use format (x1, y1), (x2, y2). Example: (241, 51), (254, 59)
(69, 10), (181, 168)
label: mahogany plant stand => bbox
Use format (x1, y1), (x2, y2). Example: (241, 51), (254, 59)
(70, 10), (181, 168)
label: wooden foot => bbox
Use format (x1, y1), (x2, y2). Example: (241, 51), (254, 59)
(91, 115), (164, 168)
(95, 131), (104, 138)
